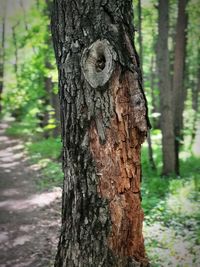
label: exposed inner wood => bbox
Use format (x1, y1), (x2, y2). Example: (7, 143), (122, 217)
(90, 66), (148, 265)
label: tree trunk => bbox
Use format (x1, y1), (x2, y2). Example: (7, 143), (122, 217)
(43, 75), (52, 138)
(151, 30), (161, 130)
(0, 9), (5, 114)
(51, 89), (60, 137)
(150, 55), (159, 128)
(12, 22), (19, 79)
(157, 0), (176, 176)
(51, 0), (149, 266)
(43, 74), (61, 138)
(173, 0), (188, 175)
(190, 51), (200, 150)
(11, 21), (21, 120)
(19, 0), (29, 32)
(137, 0), (142, 68)
(137, 0), (156, 171)
(40, 0), (60, 137)
(192, 50), (200, 112)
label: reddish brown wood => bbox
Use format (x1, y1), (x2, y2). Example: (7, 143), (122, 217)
(90, 66), (148, 265)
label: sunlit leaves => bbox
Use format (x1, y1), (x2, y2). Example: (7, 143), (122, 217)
(3, 0), (58, 133)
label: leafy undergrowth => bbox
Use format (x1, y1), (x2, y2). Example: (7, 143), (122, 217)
(6, 121), (38, 139)
(142, 142), (200, 267)
(26, 138), (63, 189)
(6, 120), (63, 189)
(5, 112), (43, 139)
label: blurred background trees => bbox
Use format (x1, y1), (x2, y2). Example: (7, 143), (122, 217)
(0, 0), (200, 265)
(1, 0), (199, 169)
(134, 0), (200, 176)
(1, 0), (60, 138)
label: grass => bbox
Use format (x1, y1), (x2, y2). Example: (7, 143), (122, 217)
(36, 160), (63, 189)
(25, 138), (63, 189)
(141, 143), (200, 266)
(26, 137), (62, 160)
(6, 121), (37, 138)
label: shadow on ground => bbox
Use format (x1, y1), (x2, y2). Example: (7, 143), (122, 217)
(0, 121), (62, 267)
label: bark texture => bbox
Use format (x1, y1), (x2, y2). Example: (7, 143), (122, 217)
(172, 0), (188, 175)
(51, 1), (149, 266)
(157, 0), (176, 176)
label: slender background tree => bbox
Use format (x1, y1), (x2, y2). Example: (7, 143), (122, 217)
(0, 0), (6, 113)
(172, 0), (188, 175)
(157, 0), (176, 176)
(137, 0), (156, 171)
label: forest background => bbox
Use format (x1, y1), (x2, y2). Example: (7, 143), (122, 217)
(0, 0), (199, 266)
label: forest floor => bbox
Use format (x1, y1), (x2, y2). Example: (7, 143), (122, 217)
(0, 119), (199, 267)
(0, 121), (62, 267)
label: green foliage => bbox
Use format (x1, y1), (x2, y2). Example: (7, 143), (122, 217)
(2, 0), (200, 266)
(142, 150), (200, 266)
(26, 137), (62, 160)
(131, 118), (200, 266)
(6, 113), (40, 138)
(140, 122), (200, 265)
(26, 137), (63, 189)
(36, 160), (63, 189)
(3, 0), (58, 134)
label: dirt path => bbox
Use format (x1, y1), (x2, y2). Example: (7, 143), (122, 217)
(0, 121), (62, 267)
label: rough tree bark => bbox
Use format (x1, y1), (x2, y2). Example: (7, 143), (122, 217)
(157, 0), (176, 176)
(51, 1), (149, 266)
(172, 0), (188, 175)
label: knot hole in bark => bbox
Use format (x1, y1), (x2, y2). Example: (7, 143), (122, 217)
(81, 39), (116, 89)
(95, 54), (106, 72)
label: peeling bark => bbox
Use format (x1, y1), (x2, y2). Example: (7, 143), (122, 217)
(90, 66), (147, 260)
(51, 1), (149, 266)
